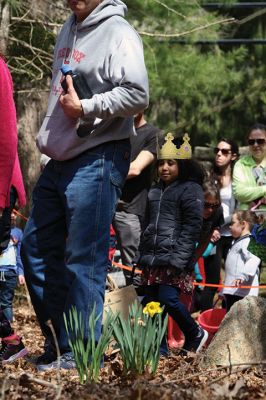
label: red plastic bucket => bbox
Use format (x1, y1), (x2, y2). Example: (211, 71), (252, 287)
(167, 316), (184, 348)
(198, 308), (226, 345)
(167, 293), (192, 348)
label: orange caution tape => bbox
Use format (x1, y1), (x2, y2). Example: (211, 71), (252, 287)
(13, 209), (28, 221)
(193, 281), (266, 289)
(112, 261), (142, 275)
(10, 211), (266, 291)
(112, 262), (266, 289)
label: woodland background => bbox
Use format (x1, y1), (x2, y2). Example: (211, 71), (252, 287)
(0, 0), (265, 213)
(0, 2), (266, 398)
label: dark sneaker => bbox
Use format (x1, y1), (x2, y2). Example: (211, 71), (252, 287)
(0, 319), (13, 339)
(0, 337), (28, 364)
(183, 327), (208, 353)
(37, 352), (76, 371)
(30, 348), (57, 366)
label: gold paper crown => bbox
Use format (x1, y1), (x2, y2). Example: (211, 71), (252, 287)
(157, 132), (192, 160)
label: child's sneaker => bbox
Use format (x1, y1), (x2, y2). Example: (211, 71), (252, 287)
(183, 327), (208, 353)
(0, 318), (13, 338)
(0, 335), (28, 364)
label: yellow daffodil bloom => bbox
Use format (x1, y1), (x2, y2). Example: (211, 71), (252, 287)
(143, 302), (163, 317)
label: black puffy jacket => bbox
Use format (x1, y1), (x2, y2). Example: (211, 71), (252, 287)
(137, 179), (204, 274)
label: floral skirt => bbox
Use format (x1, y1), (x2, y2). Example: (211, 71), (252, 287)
(140, 265), (193, 295)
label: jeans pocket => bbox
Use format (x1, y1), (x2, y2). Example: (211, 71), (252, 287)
(110, 141), (130, 189)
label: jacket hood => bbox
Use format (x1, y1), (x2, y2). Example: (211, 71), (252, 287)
(73, 0), (127, 30)
(239, 154), (266, 168)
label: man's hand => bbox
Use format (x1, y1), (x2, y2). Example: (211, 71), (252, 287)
(59, 75), (84, 119)
(18, 275), (25, 285)
(126, 151), (155, 180)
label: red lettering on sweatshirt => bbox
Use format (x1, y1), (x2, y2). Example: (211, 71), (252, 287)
(57, 47), (86, 64)
(72, 50), (85, 63)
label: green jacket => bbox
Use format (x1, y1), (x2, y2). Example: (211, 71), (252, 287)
(232, 155), (266, 210)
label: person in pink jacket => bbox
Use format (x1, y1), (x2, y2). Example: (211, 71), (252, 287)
(0, 54), (26, 250)
(0, 53), (28, 364)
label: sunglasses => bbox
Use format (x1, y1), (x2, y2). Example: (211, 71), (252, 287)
(248, 138), (266, 146)
(204, 202), (220, 210)
(213, 147), (231, 156)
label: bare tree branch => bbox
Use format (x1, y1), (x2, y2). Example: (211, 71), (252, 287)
(8, 36), (53, 59)
(139, 17), (236, 38)
(11, 16), (62, 28)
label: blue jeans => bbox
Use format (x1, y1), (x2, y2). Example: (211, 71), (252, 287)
(21, 140), (130, 353)
(0, 270), (17, 322)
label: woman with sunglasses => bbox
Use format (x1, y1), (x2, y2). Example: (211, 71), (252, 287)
(233, 123), (266, 213)
(213, 139), (239, 240)
(196, 139), (239, 311)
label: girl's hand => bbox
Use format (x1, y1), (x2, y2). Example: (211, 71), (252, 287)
(211, 229), (221, 243)
(234, 279), (243, 287)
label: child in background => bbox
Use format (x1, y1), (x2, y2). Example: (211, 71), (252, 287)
(0, 210), (27, 363)
(0, 210), (25, 321)
(135, 133), (209, 354)
(222, 210), (261, 312)
(193, 181), (224, 311)
(193, 241), (215, 309)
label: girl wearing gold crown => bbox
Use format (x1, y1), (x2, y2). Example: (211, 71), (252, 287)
(134, 132), (209, 354)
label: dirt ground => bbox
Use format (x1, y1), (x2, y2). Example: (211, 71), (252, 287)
(1, 296), (266, 400)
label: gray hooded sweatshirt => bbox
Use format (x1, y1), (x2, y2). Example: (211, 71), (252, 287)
(37, 0), (149, 161)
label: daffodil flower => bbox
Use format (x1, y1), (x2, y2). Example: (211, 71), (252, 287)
(143, 301), (163, 317)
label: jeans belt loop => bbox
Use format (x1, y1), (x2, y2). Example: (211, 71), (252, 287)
(0, 271), (5, 281)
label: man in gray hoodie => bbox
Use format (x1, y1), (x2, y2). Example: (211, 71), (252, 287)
(21, 0), (149, 371)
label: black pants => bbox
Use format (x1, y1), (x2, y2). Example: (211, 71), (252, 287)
(142, 285), (199, 339)
(0, 187), (17, 255)
(224, 294), (243, 312)
(198, 236), (232, 311)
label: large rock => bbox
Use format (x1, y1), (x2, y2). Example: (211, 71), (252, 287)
(202, 296), (266, 366)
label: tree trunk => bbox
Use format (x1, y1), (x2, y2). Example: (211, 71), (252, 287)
(17, 91), (49, 218)
(0, 1), (10, 54)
